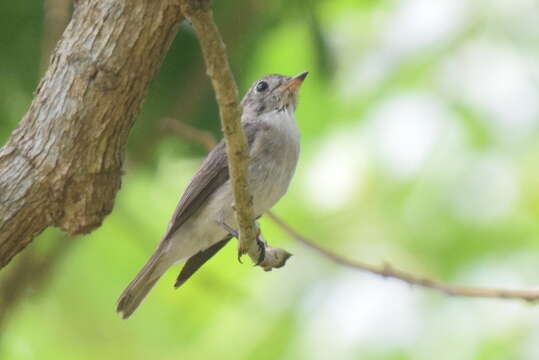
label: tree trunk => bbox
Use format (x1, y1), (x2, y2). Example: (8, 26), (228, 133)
(0, 0), (183, 268)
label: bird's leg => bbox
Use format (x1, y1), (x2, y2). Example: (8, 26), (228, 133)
(216, 219), (239, 239)
(215, 218), (243, 263)
(215, 211), (239, 238)
(215, 215), (266, 265)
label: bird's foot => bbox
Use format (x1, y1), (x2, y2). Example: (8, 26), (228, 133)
(236, 222), (266, 264)
(216, 218), (267, 265)
(254, 235), (266, 266)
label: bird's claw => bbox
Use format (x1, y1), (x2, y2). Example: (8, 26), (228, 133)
(237, 246), (246, 264)
(254, 236), (266, 266)
(215, 217), (266, 266)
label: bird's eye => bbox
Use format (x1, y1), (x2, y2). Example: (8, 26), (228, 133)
(256, 81), (268, 92)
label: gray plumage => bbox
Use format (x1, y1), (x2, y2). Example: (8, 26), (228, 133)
(117, 72), (307, 318)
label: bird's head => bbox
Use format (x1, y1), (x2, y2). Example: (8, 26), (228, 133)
(241, 71), (308, 116)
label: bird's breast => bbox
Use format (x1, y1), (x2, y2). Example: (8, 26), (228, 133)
(248, 110), (300, 215)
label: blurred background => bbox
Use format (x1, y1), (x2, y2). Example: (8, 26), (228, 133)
(1, 0), (539, 358)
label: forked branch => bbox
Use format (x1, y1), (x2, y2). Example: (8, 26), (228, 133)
(172, 1), (539, 300)
(165, 117), (539, 302)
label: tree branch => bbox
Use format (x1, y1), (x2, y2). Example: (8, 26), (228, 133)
(180, 0), (290, 269)
(267, 212), (539, 302)
(0, 0), (184, 268)
(161, 117), (217, 152)
(162, 117), (539, 301)
(0, 0), (76, 331)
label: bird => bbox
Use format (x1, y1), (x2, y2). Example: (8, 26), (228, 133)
(116, 71), (308, 319)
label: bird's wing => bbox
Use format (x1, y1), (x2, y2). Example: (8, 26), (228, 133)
(162, 122), (260, 286)
(174, 235), (232, 288)
(162, 121), (259, 243)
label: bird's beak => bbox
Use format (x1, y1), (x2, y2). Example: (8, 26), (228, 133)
(282, 71), (308, 93)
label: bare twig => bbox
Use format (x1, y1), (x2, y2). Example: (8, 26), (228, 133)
(170, 1), (539, 303)
(162, 115), (539, 301)
(267, 212), (539, 302)
(179, 0), (291, 269)
(161, 117), (217, 152)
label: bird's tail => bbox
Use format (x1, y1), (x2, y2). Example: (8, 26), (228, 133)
(116, 250), (167, 319)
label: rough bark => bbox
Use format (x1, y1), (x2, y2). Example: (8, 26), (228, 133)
(0, 0), (183, 268)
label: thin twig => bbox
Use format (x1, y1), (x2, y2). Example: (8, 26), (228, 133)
(174, 0), (539, 303)
(267, 212), (539, 302)
(161, 117), (217, 152)
(180, 0), (289, 268)
(162, 116), (539, 301)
